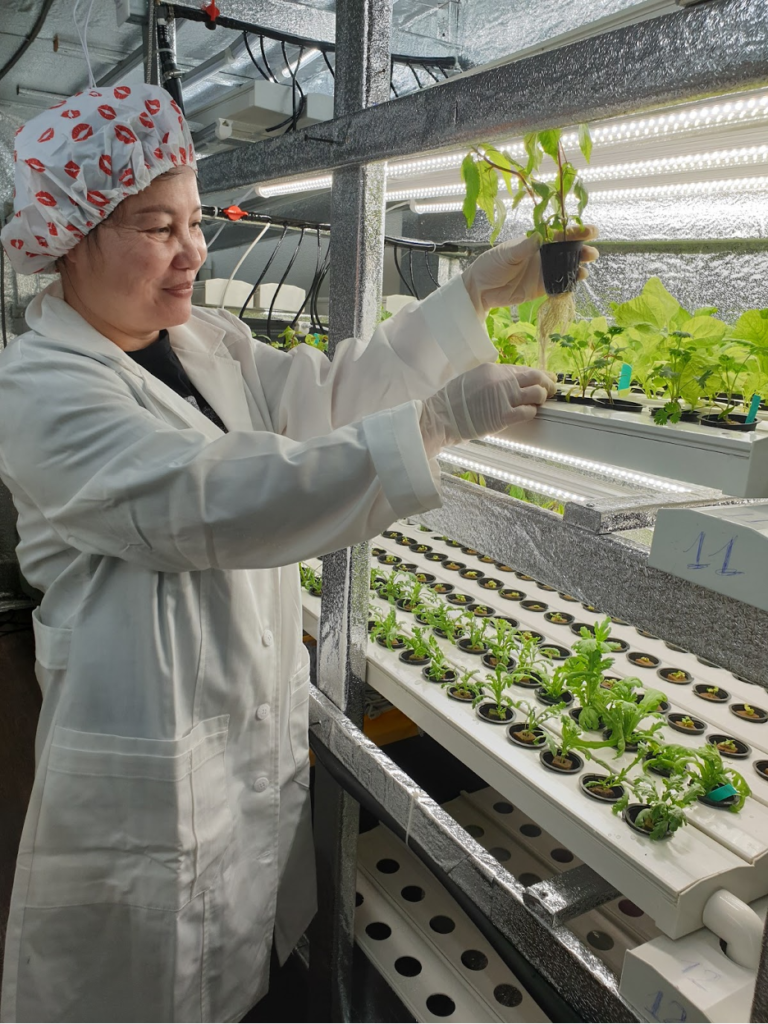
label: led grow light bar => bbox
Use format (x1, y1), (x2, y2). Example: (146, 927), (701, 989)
(480, 436), (694, 493)
(439, 449), (586, 503)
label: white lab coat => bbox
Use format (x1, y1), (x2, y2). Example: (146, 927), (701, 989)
(0, 275), (494, 1023)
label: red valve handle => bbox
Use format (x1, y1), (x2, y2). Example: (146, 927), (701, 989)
(222, 205), (248, 221)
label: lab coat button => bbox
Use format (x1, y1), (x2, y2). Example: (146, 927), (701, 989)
(254, 777), (269, 793)
(256, 704), (270, 721)
(262, 630), (274, 647)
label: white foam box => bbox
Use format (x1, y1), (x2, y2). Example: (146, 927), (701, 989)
(192, 278), (254, 309)
(649, 501), (768, 612)
(383, 294), (418, 316)
(620, 897), (767, 1022)
(252, 283), (306, 314)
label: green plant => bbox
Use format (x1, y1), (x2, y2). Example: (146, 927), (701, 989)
(536, 663), (569, 702)
(461, 127), (592, 244)
(558, 618), (616, 729)
(583, 749), (646, 793)
(615, 774), (702, 841)
(600, 690), (665, 758)
(402, 626), (436, 661)
(546, 714), (583, 759)
(551, 320), (622, 400)
(461, 614), (489, 652)
(509, 630), (545, 686)
(299, 562), (322, 595)
(506, 484), (565, 516)
(687, 745), (751, 812)
(425, 644), (454, 682)
(379, 569), (412, 605)
(642, 741), (696, 779)
(512, 698), (565, 742)
(446, 668), (481, 700)
(457, 471), (486, 486)
(485, 618), (518, 667)
(475, 663), (515, 717)
(377, 607), (407, 651)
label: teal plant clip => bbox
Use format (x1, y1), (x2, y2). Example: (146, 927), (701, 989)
(617, 363), (633, 393)
(746, 393), (761, 424)
(707, 783), (738, 802)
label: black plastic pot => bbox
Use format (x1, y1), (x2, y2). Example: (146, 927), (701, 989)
(482, 653), (513, 671)
(540, 239), (583, 295)
(467, 603), (496, 618)
(400, 562), (418, 573)
(443, 560), (466, 573)
(581, 774), (625, 803)
(570, 621), (593, 636)
(540, 749), (583, 774)
(378, 553), (402, 566)
(476, 703), (515, 725)
(537, 583), (557, 592)
(627, 652), (660, 669)
(594, 398), (644, 413)
(493, 615), (519, 629)
(396, 535), (416, 547)
(535, 686), (573, 707)
(422, 666), (456, 685)
(679, 408), (701, 423)
(701, 413), (757, 432)
(542, 644), (571, 661)
(665, 641), (688, 653)
(500, 588), (526, 601)
(495, 562), (515, 572)
(667, 712), (706, 735)
(658, 667), (693, 686)
(458, 568), (484, 581)
(544, 611), (575, 627)
(461, 546), (480, 556)
(754, 760), (768, 783)
(694, 683), (729, 703)
(444, 539), (463, 548)
(382, 530), (402, 540)
(371, 547), (386, 557)
(698, 790), (740, 810)
(479, 578), (504, 592)
(556, 392), (595, 406)
(458, 637), (489, 657)
(636, 628), (659, 640)
(414, 571), (436, 585)
(513, 670), (545, 690)
(395, 599), (418, 614)
(376, 635), (406, 651)
(447, 686), (477, 703)
(607, 638), (630, 654)
(707, 734), (751, 759)
(409, 543), (433, 554)
(446, 592), (472, 607)
(516, 572), (535, 582)
(507, 723), (547, 748)
(731, 703), (768, 724)
(424, 552), (447, 563)
(559, 592), (580, 602)
(624, 804), (672, 840)
(520, 630), (546, 645)
(399, 650), (431, 667)
(521, 599), (548, 613)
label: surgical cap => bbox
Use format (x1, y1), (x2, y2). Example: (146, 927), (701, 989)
(1, 83), (196, 275)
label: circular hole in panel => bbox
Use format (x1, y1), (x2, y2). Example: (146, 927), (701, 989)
(587, 929), (615, 951)
(551, 848), (574, 864)
(376, 858), (400, 874)
(493, 801), (514, 814)
(464, 823), (485, 838)
(355, 892), (364, 907)
(365, 922), (392, 941)
(395, 956), (422, 977)
(520, 823), (542, 838)
(429, 915), (456, 934)
(489, 847), (511, 862)
(618, 899), (644, 918)
(461, 949), (489, 971)
(401, 885), (425, 903)
(494, 984), (523, 1007)
(426, 994), (456, 1017)
(518, 872), (542, 887)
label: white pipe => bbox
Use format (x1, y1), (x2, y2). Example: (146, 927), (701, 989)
(702, 889), (764, 970)
(217, 223), (270, 309)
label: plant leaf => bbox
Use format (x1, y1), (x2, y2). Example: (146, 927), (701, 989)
(538, 128), (561, 160)
(460, 153), (480, 228)
(573, 179), (589, 218)
(578, 122), (593, 163)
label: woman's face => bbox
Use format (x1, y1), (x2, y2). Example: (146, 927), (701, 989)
(63, 166), (207, 346)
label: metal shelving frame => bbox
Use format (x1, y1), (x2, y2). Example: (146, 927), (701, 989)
(193, 1), (768, 1019)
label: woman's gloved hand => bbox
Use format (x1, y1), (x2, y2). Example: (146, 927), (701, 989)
(419, 363), (556, 457)
(462, 226), (600, 317)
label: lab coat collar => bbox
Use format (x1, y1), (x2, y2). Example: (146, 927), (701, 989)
(24, 281), (254, 433)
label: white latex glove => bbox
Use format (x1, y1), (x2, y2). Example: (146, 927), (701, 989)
(462, 226), (600, 317)
(420, 363), (556, 458)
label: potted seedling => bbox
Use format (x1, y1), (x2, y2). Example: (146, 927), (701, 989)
(447, 592), (473, 607)
(731, 703), (768, 723)
(431, 605), (466, 643)
(707, 734), (751, 759)
(667, 713), (706, 735)
(542, 715), (585, 773)
(396, 579), (428, 614)
(580, 749), (645, 803)
(299, 562), (323, 597)
(509, 631), (548, 689)
(401, 627), (436, 667)
(379, 570), (412, 606)
(459, 567), (484, 581)
(474, 664), (516, 724)
(535, 664), (574, 707)
(700, 345), (758, 431)
(444, 559), (466, 573)
(559, 618), (616, 730)
(687, 745), (751, 811)
(482, 618), (518, 670)
(430, 580), (454, 596)
(508, 699), (564, 749)
(600, 690), (666, 757)
(544, 610), (575, 627)
(694, 683), (730, 703)
(479, 577), (503, 591)
(469, 603), (496, 619)
(458, 616), (490, 656)
(552, 320), (614, 405)
(643, 741), (696, 779)
(445, 668), (482, 703)
(374, 608), (408, 652)
(658, 667), (693, 686)
(461, 126), (593, 369)
(627, 652), (660, 670)
(423, 645), (457, 685)
(619, 775), (702, 841)
(409, 541), (433, 554)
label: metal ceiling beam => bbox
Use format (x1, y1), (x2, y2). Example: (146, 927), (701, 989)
(198, 0), (768, 195)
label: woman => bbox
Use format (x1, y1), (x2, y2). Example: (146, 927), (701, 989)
(0, 84), (595, 1022)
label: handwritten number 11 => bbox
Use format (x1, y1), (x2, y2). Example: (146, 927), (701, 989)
(683, 532), (744, 576)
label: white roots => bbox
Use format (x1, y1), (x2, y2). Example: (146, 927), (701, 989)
(537, 292), (576, 370)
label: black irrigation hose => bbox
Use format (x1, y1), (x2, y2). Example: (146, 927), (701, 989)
(238, 225), (289, 321)
(291, 227), (323, 331)
(393, 247), (416, 297)
(320, 48), (335, 78)
(311, 247), (331, 333)
(424, 245), (440, 289)
(156, 20), (184, 112)
(406, 62), (423, 90)
(0, 0), (55, 82)
(266, 227), (305, 339)
(259, 32), (278, 83)
(407, 248), (419, 300)
(243, 31), (271, 81)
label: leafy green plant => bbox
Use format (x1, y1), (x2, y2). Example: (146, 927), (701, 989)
(376, 607), (407, 651)
(509, 630), (546, 687)
(687, 745), (751, 812)
(425, 644), (454, 683)
(511, 698), (565, 742)
(615, 774), (702, 841)
(599, 690), (665, 758)
(299, 562), (322, 595)
(461, 127), (592, 243)
(558, 618), (616, 729)
(379, 570), (412, 605)
(546, 714), (583, 760)
(537, 663), (570, 702)
(403, 626), (435, 661)
(446, 668), (481, 700)
(506, 484), (565, 516)
(475, 663), (515, 717)
(461, 614), (489, 652)
(485, 618), (518, 667)
(551, 319), (623, 400)
(457, 471), (487, 486)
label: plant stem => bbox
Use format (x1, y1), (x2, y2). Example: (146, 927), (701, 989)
(473, 147), (537, 202)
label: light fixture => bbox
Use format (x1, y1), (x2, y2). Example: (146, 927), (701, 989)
(15, 85), (68, 103)
(480, 437), (693, 493)
(439, 449), (586, 504)
(581, 144), (768, 183)
(258, 175), (333, 198)
(53, 35), (125, 63)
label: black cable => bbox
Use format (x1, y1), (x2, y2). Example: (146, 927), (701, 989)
(266, 227), (305, 339)
(292, 227), (322, 331)
(407, 247), (419, 300)
(390, 77), (399, 99)
(421, 62), (441, 83)
(259, 33), (278, 83)
(0, 0), (56, 82)
(320, 48), (335, 78)
(424, 245), (439, 289)
(239, 225), (288, 321)
(243, 31), (271, 81)
(406, 62), (423, 89)
(393, 246), (416, 297)
(156, 20), (184, 112)
(311, 245), (331, 333)
(282, 40), (306, 134)
(0, 247), (7, 349)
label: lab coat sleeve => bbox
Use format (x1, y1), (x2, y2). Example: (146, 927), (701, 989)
(0, 346), (441, 573)
(219, 274), (497, 441)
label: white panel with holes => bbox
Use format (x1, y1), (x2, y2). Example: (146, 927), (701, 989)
(357, 825), (550, 1023)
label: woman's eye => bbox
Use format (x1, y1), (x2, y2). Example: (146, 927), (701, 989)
(151, 226), (171, 235)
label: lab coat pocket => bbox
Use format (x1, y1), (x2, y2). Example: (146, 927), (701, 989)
(28, 714), (234, 911)
(288, 648), (311, 788)
(31, 607), (71, 698)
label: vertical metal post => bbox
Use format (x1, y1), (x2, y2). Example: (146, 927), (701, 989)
(311, 1), (393, 1020)
(750, 915), (768, 1022)
(143, 0), (159, 85)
